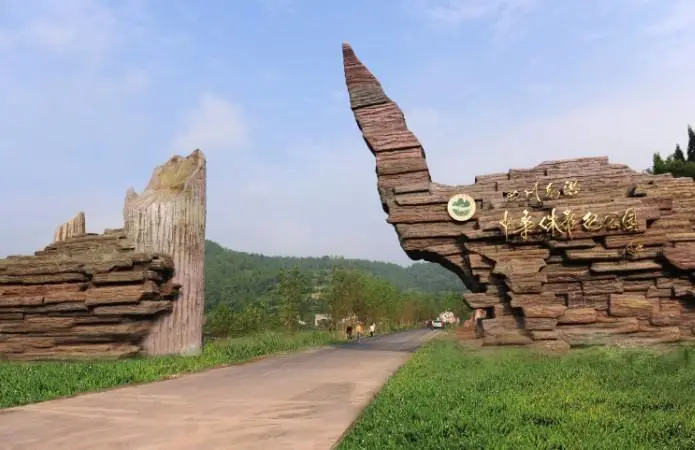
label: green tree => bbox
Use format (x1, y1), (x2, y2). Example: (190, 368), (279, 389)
(236, 300), (274, 335)
(322, 267), (363, 326)
(652, 153), (695, 179)
(361, 275), (398, 324)
(651, 152), (666, 174)
(651, 126), (695, 179)
(204, 303), (236, 337)
(277, 266), (308, 332)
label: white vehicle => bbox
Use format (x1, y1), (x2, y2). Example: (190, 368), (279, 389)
(431, 319), (444, 329)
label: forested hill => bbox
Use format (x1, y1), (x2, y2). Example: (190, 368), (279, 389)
(205, 240), (465, 311)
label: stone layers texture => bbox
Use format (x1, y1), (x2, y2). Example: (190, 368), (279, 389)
(0, 229), (180, 360)
(124, 149), (207, 356)
(342, 42), (695, 350)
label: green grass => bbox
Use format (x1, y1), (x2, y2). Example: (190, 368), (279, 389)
(0, 330), (339, 409)
(339, 339), (695, 450)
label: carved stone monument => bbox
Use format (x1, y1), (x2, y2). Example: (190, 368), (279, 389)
(0, 150), (206, 360)
(342, 42), (695, 350)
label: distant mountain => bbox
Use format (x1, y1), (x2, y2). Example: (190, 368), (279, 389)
(204, 240), (466, 311)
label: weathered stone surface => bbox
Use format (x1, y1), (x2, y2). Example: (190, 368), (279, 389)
(582, 278), (623, 295)
(663, 245), (695, 271)
(591, 261), (662, 273)
(83, 282), (159, 306)
(522, 304), (568, 318)
(566, 248), (623, 261)
(482, 331), (533, 346)
(608, 294), (657, 319)
(524, 318), (558, 331)
(123, 151), (207, 357)
(464, 293), (502, 309)
(508, 292), (556, 306)
(646, 286), (672, 298)
(3, 343), (140, 361)
(649, 301), (682, 326)
(481, 317), (519, 336)
(628, 327), (682, 345)
(0, 229), (180, 361)
(54, 211), (86, 243)
(623, 280), (655, 292)
(530, 330), (560, 340)
(558, 308), (597, 324)
(558, 318), (640, 346)
(343, 42), (695, 349)
(92, 301), (173, 316)
(0, 316), (75, 332)
(90, 270), (155, 284)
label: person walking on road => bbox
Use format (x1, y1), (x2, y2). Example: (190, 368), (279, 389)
(369, 322), (376, 337)
(355, 323), (363, 342)
(346, 324), (353, 342)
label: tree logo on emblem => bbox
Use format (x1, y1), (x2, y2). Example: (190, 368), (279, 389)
(447, 194), (476, 222)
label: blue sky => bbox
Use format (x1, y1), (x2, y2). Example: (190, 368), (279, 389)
(0, 0), (693, 264)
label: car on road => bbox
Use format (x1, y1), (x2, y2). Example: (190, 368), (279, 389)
(431, 319), (444, 330)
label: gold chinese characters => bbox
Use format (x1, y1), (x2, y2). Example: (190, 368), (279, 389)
(625, 241), (644, 258)
(505, 180), (580, 204)
(498, 207), (639, 241)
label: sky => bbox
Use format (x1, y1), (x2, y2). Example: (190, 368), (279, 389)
(0, 0), (693, 265)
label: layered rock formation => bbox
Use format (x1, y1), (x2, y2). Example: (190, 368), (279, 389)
(0, 149), (206, 360)
(342, 42), (695, 350)
(0, 228), (180, 360)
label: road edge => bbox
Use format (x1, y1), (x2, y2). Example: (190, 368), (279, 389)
(331, 330), (444, 449)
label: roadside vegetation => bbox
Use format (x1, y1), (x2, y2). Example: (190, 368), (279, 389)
(339, 338), (695, 450)
(204, 263), (468, 339)
(0, 331), (338, 408)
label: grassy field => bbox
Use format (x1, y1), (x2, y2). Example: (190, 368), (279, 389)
(339, 339), (695, 450)
(0, 330), (339, 409)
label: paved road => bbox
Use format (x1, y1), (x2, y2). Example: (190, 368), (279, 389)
(0, 329), (439, 450)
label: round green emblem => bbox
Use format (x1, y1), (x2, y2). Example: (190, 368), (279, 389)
(447, 194), (476, 222)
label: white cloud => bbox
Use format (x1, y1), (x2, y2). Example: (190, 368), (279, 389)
(171, 93), (248, 155)
(409, 0), (539, 43)
(0, 0), (145, 63)
(415, 0), (536, 23)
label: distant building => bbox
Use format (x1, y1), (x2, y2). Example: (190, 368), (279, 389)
(313, 313), (359, 327)
(314, 313), (330, 327)
(439, 311), (458, 324)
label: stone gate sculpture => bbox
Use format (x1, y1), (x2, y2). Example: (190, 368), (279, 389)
(342, 42), (695, 350)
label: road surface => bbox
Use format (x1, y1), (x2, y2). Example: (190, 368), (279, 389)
(0, 329), (438, 450)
